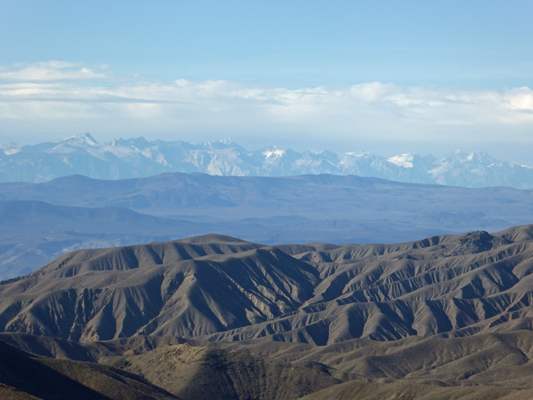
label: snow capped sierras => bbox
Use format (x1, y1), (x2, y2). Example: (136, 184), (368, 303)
(0, 134), (532, 188)
(427, 150), (532, 188)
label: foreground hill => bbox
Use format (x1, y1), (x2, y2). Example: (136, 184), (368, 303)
(4, 222), (533, 400)
(2, 227), (533, 345)
(6, 331), (533, 399)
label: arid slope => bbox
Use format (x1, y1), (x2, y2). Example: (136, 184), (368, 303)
(2, 227), (533, 347)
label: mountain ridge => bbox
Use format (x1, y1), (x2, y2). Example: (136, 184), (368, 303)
(1, 172), (532, 280)
(3, 226), (533, 345)
(2, 133), (532, 188)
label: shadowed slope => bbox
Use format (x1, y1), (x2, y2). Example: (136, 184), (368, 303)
(108, 343), (340, 400)
(0, 339), (179, 400)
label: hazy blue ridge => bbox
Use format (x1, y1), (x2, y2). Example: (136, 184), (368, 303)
(1, 172), (532, 279)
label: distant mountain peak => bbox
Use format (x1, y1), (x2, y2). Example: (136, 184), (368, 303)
(64, 132), (98, 146)
(204, 138), (239, 150)
(110, 136), (150, 150)
(387, 153), (415, 168)
(439, 150), (499, 165)
(262, 144), (285, 159)
(0, 143), (23, 156)
(209, 138), (235, 146)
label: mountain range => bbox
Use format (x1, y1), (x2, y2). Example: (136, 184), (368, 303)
(4, 134), (533, 398)
(3, 227), (533, 398)
(1, 133), (532, 189)
(2, 227), (533, 343)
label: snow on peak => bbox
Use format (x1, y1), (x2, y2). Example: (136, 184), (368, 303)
(65, 132), (98, 146)
(0, 143), (23, 155)
(344, 151), (368, 158)
(388, 154), (414, 168)
(263, 144), (285, 159)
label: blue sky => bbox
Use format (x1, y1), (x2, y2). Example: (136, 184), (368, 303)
(1, 0), (532, 162)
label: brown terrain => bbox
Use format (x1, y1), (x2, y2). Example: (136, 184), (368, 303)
(3, 226), (533, 398)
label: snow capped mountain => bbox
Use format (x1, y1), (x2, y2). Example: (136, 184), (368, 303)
(388, 153), (415, 168)
(427, 150), (532, 188)
(1, 133), (532, 189)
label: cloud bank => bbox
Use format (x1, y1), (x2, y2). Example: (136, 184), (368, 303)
(1, 61), (532, 154)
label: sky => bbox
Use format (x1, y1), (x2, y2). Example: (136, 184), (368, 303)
(0, 0), (532, 162)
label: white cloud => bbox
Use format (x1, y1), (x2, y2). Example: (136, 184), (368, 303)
(1, 61), (532, 151)
(0, 61), (108, 81)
